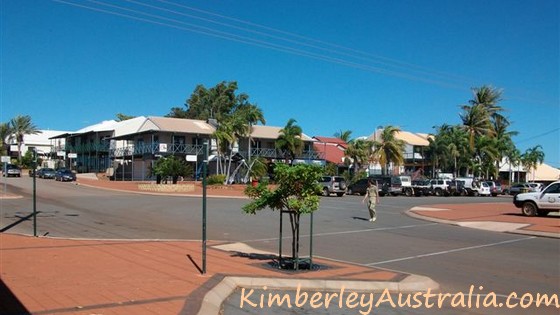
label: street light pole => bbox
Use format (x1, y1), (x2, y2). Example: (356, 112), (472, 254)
(202, 140), (208, 274)
(32, 149), (37, 237)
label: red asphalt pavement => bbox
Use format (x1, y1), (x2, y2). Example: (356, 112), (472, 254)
(1, 178), (558, 314)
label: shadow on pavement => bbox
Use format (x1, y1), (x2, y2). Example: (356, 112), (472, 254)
(0, 279), (30, 315)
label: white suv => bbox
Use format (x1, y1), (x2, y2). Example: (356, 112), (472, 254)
(513, 180), (560, 216)
(319, 176), (347, 197)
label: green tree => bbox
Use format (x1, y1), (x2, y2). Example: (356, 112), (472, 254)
(275, 119), (304, 165)
(492, 115), (518, 178)
(521, 145), (545, 182)
(460, 104), (492, 150)
(237, 104), (266, 162)
(9, 115), (41, 163)
(344, 138), (373, 177)
(373, 125), (405, 175)
(116, 113), (136, 121)
(334, 130), (353, 142)
(0, 122), (11, 156)
(243, 163), (322, 270)
(506, 147), (522, 183)
(169, 81), (248, 121)
(151, 156), (193, 184)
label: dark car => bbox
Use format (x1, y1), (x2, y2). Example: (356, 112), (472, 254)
(346, 178), (369, 195)
(55, 169), (76, 182)
(38, 168), (56, 179)
(507, 183), (534, 195)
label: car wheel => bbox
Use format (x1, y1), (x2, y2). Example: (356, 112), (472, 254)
(491, 193), (497, 197)
(405, 188), (412, 197)
(434, 188), (442, 196)
(322, 188), (329, 197)
(347, 188), (353, 195)
(521, 202), (537, 217)
(336, 192), (344, 197)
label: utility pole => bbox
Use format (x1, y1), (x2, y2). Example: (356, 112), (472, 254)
(201, 141), (208, 274)
(32, 149), (37, 237)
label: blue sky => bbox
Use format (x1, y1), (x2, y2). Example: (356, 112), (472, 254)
(1, 0), (558, 167)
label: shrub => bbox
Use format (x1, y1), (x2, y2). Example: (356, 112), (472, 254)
(207, 174), (226, 185)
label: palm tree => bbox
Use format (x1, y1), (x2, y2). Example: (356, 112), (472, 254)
(334, 130), (352, 142)
(275, 119), (303, 165)
(468, 85), (504, 119)
(10, 115), (41, 163)
(506, 147), (522, 183)
(460, 104), (493, 150)
(521, 145), (545, 182)
(373, 126), (405, 175)
(492, 115), (518, 178)
(237, 104), (266, 162)
(0, 122), (12, 156)
(344, 138), (373, 176)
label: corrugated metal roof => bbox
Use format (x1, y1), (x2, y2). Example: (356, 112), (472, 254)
(313, 136), (348, 148)
(527, 163), (560, 181)
(112, 116), (147, 138)
(395, 131), (430, 146)
(313, 142), (346, 164)
(146, 116), (215, 135)
(250, 125), (313, 141)
(76, 120), (119, 133)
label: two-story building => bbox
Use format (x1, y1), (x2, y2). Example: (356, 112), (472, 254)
(52, 116), (321, 181)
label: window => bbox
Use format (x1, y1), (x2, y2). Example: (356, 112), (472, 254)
(544, 184), (560, 194)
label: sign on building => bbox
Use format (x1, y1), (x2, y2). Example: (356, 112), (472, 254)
(159, 143), (168, 152)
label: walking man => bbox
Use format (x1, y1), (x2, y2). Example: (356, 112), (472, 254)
(362, 178), (380, 222)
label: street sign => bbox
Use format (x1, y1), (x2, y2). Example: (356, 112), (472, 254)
(68, 153), (77, 158)
(159, 143), (168, 152)
(186, 155), (197, 162)
(57, 151), (66, 157)
(1, 156), (10, 163)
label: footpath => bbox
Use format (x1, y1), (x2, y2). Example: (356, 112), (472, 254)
(0, 177), (557, 315)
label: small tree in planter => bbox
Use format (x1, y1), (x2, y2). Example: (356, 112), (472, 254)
(243, 163), (322, 270)
(151, 156), (193, 184)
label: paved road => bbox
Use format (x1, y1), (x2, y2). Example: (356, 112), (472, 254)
(1, 177), (559, 314)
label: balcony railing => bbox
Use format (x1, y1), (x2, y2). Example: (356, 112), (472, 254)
(238, 148), (322, 160)
(110, 143), (204, 158)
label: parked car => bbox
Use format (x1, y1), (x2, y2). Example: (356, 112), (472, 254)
(507, 183), (534, 195)
(528, 182), (544, 192)
(346, 178), (369, 196)
(486, 181), (503, 196)
(319, 176), (347, 197)
(476, 181), (492, 196)
(3, 164), (21, 177)
(410, 179), (433, 196)
(513, 180), (560, 216)
(55, 169), (76, 182)
(38, 168), (56, 179)
(430, 178), (452, 196)
(369, 175), (403, 196)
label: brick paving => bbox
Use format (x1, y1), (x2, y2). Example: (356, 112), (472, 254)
(1, 177), (557, 314)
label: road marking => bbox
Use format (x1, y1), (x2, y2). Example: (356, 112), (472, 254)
(366, 237), (536, 266)
(242, 223), (438, 243)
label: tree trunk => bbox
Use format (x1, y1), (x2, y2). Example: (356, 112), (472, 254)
(288, 212), (300, 270)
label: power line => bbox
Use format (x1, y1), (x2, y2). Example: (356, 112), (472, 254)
(152, 0), (476, 85)
(52, 0), (472, 90)
(516, 128), (559, 143)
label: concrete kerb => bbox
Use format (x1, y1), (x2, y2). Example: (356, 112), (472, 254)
(195, 243), (440, 315)
(406, 208), (560, 239)
(75, 181), (249, 199)
(195, 275), (440, 315)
